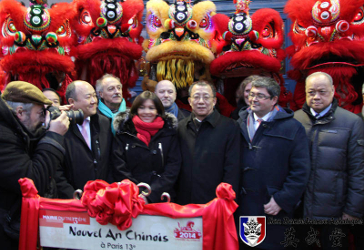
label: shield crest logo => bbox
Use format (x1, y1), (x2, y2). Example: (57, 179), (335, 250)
(239, 216), (266, 247)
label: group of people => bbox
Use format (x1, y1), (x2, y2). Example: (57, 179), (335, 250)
(0, 71), (363, 249)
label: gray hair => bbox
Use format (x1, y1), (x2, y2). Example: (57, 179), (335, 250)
(5, 101), (34, 115)
(65, 81), (78, 104)
(95, 74), (122, 98)
(188, 80), (216, 97)
(251, 76), (280, 99)
(362, 83), (364, 95)
(305, 72), (333, 86)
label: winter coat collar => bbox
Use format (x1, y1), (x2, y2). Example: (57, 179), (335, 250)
(186, 109), (220, 128)
(113, 110), (178, 135)
(302, 98), (337, 124)
(238, 105), (293, 123)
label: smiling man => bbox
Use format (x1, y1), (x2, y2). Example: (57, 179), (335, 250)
(237, 76), (310, 249)
(56, 80), (114, 198)
(176, 80), (240, 205)
(294, 72), (364, 249)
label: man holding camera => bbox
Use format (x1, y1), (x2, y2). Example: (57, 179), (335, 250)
(0, 81), (70, 249)
(56, 80), (114, 198)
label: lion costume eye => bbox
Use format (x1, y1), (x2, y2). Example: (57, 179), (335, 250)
(293, 20), (306, 34)
(352, 6), (364, 25)
(262, 23), (274, 38)
(200, 18), (208, 28)
(56, 25), (66, 36)
(80, 9), (92, 25)
(56, 20), (71, 37)
(2, 17), (17, 37)
(128, 16), (138, 29)
(153, 16), (161, 27)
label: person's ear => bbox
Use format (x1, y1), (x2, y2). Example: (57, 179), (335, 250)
(99, 91), (104, 99)
(68, 98), (75, 105)
(272, 96), (278, 105)
(188, 97), (192, 106)
(212, 97), (217, 107)
(15, 106), (25, 120)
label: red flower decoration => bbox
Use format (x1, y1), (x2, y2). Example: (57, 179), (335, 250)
(81, 179), (145, 230)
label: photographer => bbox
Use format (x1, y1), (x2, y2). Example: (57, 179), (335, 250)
(0, 81), (70, 249)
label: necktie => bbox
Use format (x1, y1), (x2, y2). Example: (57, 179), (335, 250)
(81, 120), (91, 149)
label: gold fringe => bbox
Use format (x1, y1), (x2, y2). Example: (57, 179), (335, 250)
(155, 59), (195, 89)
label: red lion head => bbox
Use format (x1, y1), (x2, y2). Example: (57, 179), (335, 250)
(0, 0), (76, 96)
(210, 0), (290, 107)
(71, 0), (144, 101)
(285, 0), (364, 112)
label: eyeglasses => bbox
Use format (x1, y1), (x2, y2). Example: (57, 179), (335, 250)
(191, 95), (213, 102)
(248, 92), (271, 100)
(307, 90), (329, 96)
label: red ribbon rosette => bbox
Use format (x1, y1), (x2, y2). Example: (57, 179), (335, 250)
(81, 179), (145, 230)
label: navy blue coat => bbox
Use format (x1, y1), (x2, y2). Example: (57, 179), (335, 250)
(237, 106), (310, 249)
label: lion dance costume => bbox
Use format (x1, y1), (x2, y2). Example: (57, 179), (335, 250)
(71, 0), (144, 101)
(210, 0), (291, 108)
(0, 0), (76, 98)
(285, 0), (364, 112)
(142, 0), (232, 111)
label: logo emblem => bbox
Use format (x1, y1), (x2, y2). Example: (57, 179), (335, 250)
(174, 221), (202, 240)
(240, 216), (266, 247)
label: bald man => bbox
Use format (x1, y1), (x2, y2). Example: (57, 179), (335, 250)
(155, 80), (190, 121)
(56, 81), (114, 198)
(294, 72), (364, 249)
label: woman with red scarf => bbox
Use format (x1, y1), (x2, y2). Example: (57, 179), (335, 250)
(112, 91), (181, 203)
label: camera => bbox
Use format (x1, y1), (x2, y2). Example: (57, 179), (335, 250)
(48, 106), (84, 125)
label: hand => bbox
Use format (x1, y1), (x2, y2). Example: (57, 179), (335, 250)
(342, 213), (360, 221)
(264, 196), (282, 215)
(59, 104), (73, 111)
(48, 111), (70, 136)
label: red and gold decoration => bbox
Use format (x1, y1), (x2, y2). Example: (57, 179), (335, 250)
(71, 0), (144, 102)
(0, 0), (76, 98)
(210, 0), (291, 109)
(285, 0), (364, 112)
(18, 178), (239, 250)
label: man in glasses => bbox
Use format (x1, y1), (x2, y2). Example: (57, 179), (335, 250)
(176, 80), (240, 205)
(237, 76), (310, 249)
(0, 81), (70, 249)
(294, 72), (364, 249)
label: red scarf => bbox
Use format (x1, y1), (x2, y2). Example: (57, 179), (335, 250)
(132, 115), (164, 146)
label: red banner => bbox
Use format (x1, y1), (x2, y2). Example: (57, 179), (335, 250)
(18, 178), (239, 250)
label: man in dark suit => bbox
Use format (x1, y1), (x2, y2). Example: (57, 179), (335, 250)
(176, 81), (240, 205)
(56, 80), (114, 198)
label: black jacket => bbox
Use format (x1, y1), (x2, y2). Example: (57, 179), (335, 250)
(0, 96), (65, 247)
(56, 113), (113, 198)
(112, 111), (181, 203)
(238, 106), (310, 249)
(295, 100), (364, 219)
(176, 110), (240, 205)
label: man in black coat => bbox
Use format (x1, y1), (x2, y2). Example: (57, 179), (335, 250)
(176, 81), (240, 205)
(237, 76), (310, 249)
(0, 81), (70, 249)
(56, 80), (114, 198)
(155, 80), (190, 121)
(295, 72), (364, 249)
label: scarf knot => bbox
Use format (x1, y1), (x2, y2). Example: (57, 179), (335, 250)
(132, 115), (164, 146)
